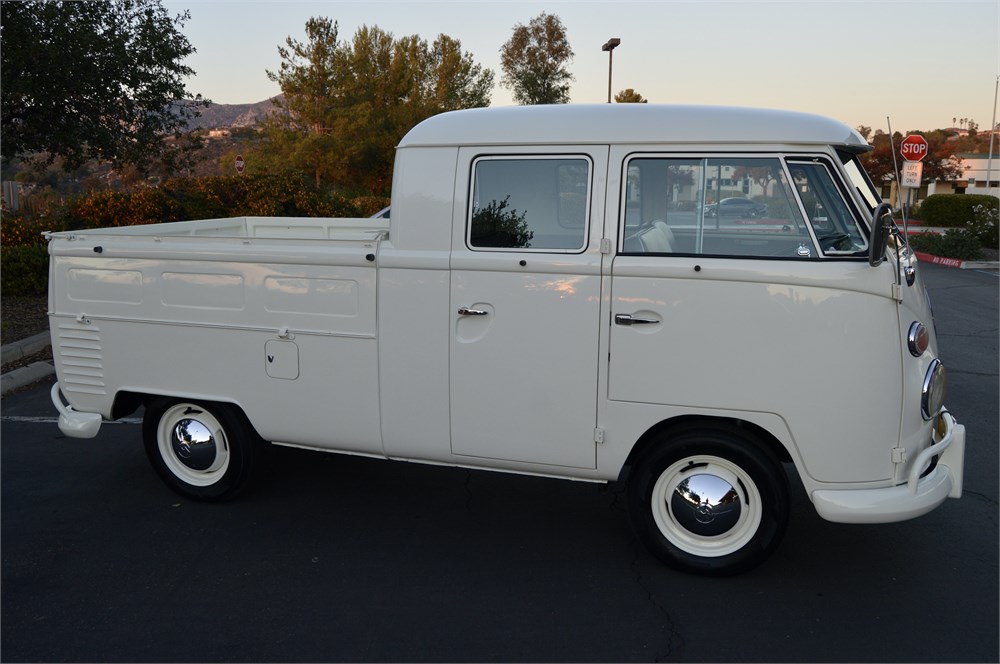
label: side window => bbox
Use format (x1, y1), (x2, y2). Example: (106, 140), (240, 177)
(622, 156), (816, 258)
(469, 156), (590, 252)
(787, 160), (869, 254)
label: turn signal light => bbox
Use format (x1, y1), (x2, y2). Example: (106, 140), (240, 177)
(908, 322), (929, 357)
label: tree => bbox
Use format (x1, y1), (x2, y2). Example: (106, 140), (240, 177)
(264, 19), (493, 194)
(471, 196), (533, 248)
(0, 0), (207, 173)
(615, 88), (647, 103)
(499, 13), (575, 105)
(425, 35), (495, 115)
(859, 129), (962, 187)
(264, 17), (346, 189)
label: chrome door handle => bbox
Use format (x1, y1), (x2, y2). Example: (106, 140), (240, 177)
(458, 307), (489, 316)
(615, 314), (660, 326)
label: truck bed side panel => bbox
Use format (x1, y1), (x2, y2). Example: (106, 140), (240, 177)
(49, 222), (384, 455)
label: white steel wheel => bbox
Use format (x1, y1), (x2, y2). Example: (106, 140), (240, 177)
(650, 455), (762, 558)
(627, 426), (789, 576)
(155, 403), (231, 488)
(143, 399), (266, 502)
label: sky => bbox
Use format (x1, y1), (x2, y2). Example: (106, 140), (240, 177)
(163, 0), (1000, 134)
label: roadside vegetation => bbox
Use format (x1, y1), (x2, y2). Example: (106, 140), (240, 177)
(907, 197), (999, 261)
(0, 175), (389, 296)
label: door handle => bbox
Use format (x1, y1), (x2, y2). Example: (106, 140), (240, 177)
(615, 314), (660, 326)
(458, 307), (489, 316)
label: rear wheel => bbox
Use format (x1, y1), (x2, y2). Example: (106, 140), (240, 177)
(142, 398), (267, 502)
(627, 426), (789, 575)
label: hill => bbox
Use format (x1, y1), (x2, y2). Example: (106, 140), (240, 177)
(187, 96), (282, 130)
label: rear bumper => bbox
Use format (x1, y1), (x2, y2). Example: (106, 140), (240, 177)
(51, 382), (103, 439)
(812, 412), (965, 524)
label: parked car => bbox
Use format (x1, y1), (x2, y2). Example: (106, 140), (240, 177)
(703, 197), (768, 218)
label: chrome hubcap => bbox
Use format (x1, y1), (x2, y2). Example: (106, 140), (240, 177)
(670, 472), (742, 537)
(171, 419), (217, 471)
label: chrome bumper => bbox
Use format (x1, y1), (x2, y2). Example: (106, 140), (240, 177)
(812, 412), (965, 524)
(51, 382), (103, 439)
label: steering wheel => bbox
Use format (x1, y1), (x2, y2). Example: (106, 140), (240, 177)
(817, 232), (853, 252)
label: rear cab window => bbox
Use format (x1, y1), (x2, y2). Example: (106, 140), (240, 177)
(621, 154), (869, 259)
(468, 156), (591, 252)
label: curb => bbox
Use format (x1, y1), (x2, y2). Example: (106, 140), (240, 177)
(903, 227), (999, 271)
(1, 331), (55, 396)
(1, 361), (55, 396)
(913, 251), (1000, 271)
(1, 331), (51, 365)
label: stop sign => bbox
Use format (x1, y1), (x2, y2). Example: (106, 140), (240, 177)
(235, 154), (245, 173)
(900, 134), (929, 161)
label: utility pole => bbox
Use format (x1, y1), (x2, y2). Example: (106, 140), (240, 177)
(602, 38), (620, 103)
(986, 76), (998, 197)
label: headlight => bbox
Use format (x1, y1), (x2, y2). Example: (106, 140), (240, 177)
(908, 321), (929, 357)
(921, 359), (946, 420)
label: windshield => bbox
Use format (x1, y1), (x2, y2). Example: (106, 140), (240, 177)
(838, 151), (882, 214)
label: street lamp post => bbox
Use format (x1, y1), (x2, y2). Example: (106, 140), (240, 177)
(602, 38), (620, 103)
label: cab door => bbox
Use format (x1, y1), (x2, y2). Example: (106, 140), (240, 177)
(607, 151), (902, 483)
(449, 147), (608, 469)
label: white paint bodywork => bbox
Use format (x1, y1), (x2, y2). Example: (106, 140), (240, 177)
(47, 105), (965, 524)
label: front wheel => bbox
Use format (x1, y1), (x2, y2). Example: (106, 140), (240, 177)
(143, 398), (267, 502)
(627, 427), (789, 575)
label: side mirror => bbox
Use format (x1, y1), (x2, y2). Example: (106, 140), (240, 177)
(868, 203), (893, 267)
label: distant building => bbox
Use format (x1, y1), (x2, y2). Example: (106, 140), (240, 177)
(928, 153), (1000, 197)
(2, 181), (23, 210)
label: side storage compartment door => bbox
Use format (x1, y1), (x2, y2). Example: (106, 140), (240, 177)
(449, 146), (608, 469)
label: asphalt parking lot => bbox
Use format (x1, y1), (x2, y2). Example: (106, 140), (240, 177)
(2, 262), (997, 662)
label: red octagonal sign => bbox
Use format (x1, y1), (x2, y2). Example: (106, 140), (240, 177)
(900, 134), (929, 162)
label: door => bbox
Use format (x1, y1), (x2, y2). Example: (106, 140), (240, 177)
(449, 147), (608, 469)
(608, 151), (901, 483)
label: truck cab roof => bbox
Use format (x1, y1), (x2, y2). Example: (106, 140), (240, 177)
(398, 104), (870, 152)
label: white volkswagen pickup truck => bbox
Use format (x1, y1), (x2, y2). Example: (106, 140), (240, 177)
(46, 104), (965, 575)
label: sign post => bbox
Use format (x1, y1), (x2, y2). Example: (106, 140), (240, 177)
(899, 134), (927, 192)
(898, 134), (928, 228)
(235, 154), (245, 175)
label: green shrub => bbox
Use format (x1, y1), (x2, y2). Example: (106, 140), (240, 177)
(67, 187), (186, 230)
(1, 245), (50, 296)
(350, 195), (391, 217)
(158, 174), (362, 220)
(967, 203), (998, 248)
(908, 230), (983, 261)
(1, 209), (68, 246)
(917, 194), (998, 228)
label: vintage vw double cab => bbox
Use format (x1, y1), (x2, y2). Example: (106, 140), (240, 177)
(48, 105), (965, 574)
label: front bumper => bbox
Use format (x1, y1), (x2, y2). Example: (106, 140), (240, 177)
(811, 411), (965, 524)
(51, 383), (103, 439)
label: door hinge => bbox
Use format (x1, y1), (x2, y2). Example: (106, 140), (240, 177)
(600, 238), (612, 255)
(594, 427), (605, 444)
(891, 446), (907, 464)
(892, 282), (902, 302)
